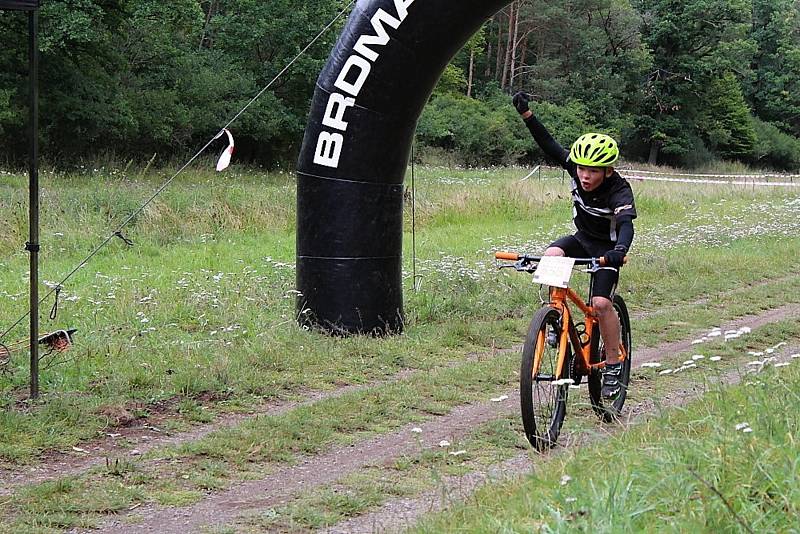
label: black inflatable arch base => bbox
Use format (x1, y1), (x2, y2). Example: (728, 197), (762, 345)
(297, 0), (510, 335)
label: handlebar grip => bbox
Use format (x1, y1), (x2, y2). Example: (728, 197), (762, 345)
(495, 252), (520, 261)
(598, 256), (629, 267)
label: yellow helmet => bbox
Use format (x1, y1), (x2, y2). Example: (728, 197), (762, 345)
(569, 133), (619, 167)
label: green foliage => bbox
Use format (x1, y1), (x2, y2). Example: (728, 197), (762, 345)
(635, 0), (757, 166)
(697, 72), (757, 160)
(432, 64), (468, 97)
(749, 116), (800, 169)
(748, 0), (800, 136)
(0, 0), (345, 164)
(417, 91), (596, 166)
(2, 0), (800, 169)
(416, 92), (526, 166)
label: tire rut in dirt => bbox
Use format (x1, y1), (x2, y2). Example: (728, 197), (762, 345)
(86, 395), (520, 534)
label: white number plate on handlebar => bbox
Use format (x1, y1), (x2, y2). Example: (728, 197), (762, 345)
(533, 256), (575, 288)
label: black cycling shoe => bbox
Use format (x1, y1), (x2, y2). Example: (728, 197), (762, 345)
(601, 362), (623, 399)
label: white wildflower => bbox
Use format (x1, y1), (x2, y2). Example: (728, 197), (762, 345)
(491, 395), (509, 402)
(691, 354), (705, 361)
(641, 362), (661, 368)
(659, 369), (674, 375)
(560, 475), (572, 485)
(735, 422), (750, 431)
(410, 427), (422, 434)
(710, 356), (722, 362)
(449, 450), (467, 457)
(439, 440), (451, 448)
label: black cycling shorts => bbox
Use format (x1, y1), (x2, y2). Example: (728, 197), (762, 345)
(548, 234), (618, 300)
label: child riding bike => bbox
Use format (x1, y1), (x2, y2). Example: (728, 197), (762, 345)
(512, 92), (637, 400)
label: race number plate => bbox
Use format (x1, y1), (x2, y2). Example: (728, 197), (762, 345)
(533, 256), (575, 288)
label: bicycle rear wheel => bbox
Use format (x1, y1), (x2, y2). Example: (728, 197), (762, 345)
(588, 295), (632, 421)
(520, 306), (570, 451)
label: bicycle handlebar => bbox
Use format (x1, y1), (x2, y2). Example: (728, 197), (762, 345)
(495, 252), (521, 261)
(494, 251), (628, 266)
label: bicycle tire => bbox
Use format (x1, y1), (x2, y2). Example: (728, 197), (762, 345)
(520, 306), (570, 450)
(588, 295), (632, 422)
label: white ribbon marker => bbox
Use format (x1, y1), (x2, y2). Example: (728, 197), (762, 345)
(215, 129), (235, 171)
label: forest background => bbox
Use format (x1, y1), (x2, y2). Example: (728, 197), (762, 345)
(1, 0), (799, 170)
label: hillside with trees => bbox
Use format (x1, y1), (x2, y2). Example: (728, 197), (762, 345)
(1, 0), (799, 169)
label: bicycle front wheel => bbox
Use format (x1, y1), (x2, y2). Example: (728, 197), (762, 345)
(520, 306), (570, 451)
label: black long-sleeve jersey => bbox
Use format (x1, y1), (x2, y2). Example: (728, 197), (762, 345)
(524, 114), (637, 251)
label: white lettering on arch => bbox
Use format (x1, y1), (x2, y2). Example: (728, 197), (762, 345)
(314, 131), (344, 168)
(334, 55), (372, 97)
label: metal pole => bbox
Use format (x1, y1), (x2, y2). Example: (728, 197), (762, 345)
(27, 10), (39, 400)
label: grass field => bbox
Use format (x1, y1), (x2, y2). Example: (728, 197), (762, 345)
(0, 163), (798, 532)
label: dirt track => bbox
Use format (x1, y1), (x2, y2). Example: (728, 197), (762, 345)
(83, 303), (799, 533)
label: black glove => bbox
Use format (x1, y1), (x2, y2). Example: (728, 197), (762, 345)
(512, 92), (530, 115)
(603, 247), (626, 268)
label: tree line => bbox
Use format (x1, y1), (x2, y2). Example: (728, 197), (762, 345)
(1, 0), (799, 170)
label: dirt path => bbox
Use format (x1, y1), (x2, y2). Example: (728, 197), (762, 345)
(84, 303), (799, 534)
(4, 287), (794, 498)
(1, 275), (793, 496)
(321, 343), (800, 534)
(88, 396), (521, 534)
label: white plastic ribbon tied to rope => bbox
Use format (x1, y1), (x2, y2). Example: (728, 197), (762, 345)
(215, 129), (235, 171)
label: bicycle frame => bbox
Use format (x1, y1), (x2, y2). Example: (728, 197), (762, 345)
(534, 286), (628, 382)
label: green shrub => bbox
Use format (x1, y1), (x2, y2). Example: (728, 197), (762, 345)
(748, 117), (800, 170)
(416, 93), (595, 167)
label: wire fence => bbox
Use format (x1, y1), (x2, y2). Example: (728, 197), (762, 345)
(531, 164), (800, 188)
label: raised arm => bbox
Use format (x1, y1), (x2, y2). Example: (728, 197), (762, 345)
(512, 92), (570, 168)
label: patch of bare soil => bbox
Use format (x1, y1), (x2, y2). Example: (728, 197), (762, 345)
(82, 303), (799, 534)
(320, 343), (800, 534)
(86, 395), (520, 534)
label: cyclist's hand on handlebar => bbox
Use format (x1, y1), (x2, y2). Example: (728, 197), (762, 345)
(603, 248), (626, 268)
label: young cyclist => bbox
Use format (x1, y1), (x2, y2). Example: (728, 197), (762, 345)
(512, 92), (637, 400)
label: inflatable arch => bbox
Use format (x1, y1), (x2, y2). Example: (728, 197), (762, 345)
(297, 0), (510, 334)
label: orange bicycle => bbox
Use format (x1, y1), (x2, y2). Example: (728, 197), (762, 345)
(496, 252), (632, 451)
